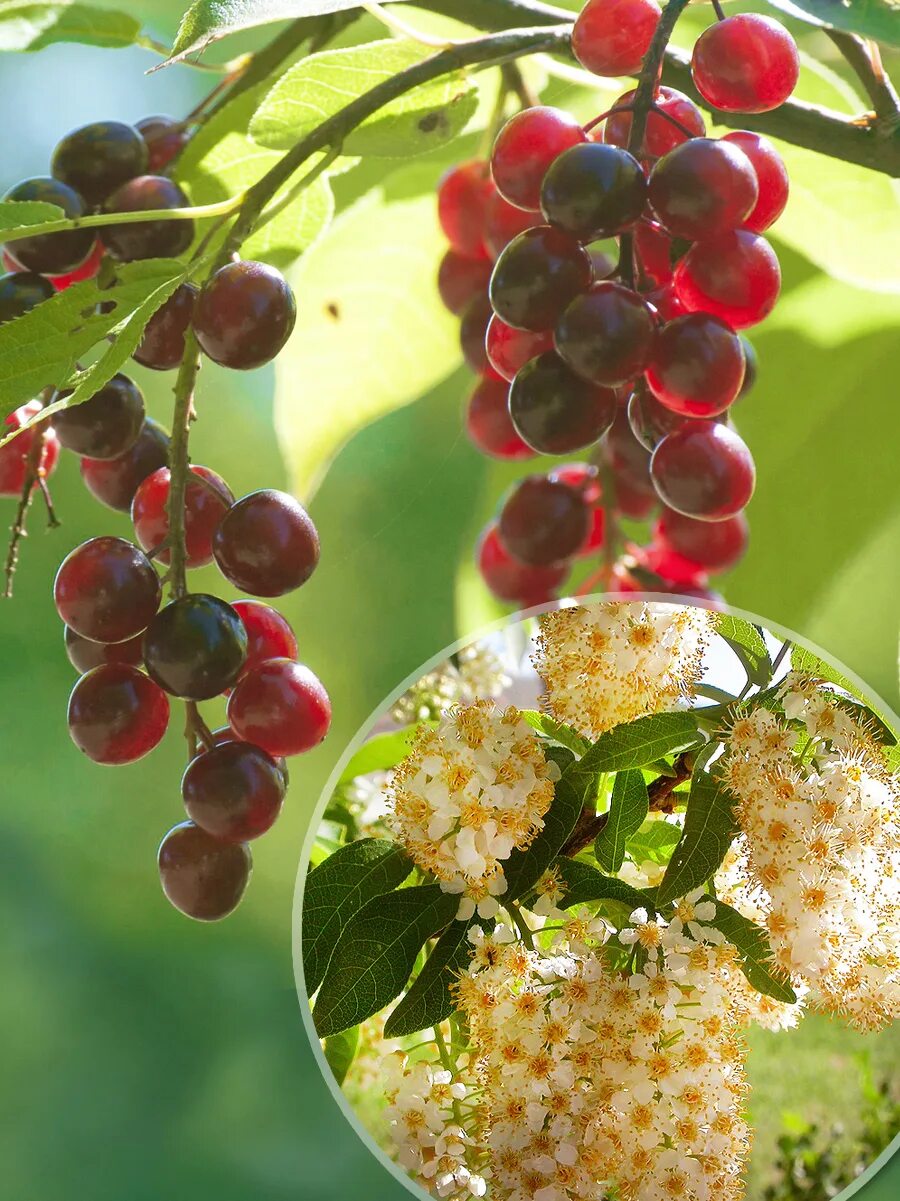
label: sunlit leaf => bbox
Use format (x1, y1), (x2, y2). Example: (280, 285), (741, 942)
(0, 1), (139, 51)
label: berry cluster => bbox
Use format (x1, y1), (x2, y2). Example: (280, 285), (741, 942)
(437, 0), (798, 609)
(0, 115), (330, 921)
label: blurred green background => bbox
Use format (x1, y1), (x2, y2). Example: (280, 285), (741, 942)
(0, 2), (898, 1200)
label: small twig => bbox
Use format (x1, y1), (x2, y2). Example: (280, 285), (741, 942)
(184, 701), (216, 759)
(710, 0), (726, 22)
(501, 59), (539, 108)
(3, 421), (54, 598)
(827, 30), (900, 124)
(627, 0), (692, 158)
(166, 330), (202, 601)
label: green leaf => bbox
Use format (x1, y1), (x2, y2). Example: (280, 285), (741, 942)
(0, 199), (65, 237)
(573, 713), (704, 782)
(503, 773), (587, 902)
(657, 771), (739, 906)
(716, 614), (773, 686)
(164, 1), (306, 66)
(302, 838), (414, 995)
(275, 181), (460, 498)
(706, 898), (797, 1005)
(594, 770), (649, 874)
(520, 710), (590, 756)
(323, 1025), (359, 1086)
(764, 0), (900, 48)
(626, 818), (683, 867)
(555, 857), (656, 913)
(0, 1), (140, 51)
(250, 39), (478, 158)
(312, 884), (458, 1038)
(338, 725), (424, 786)
(383, 916), (476, 1037)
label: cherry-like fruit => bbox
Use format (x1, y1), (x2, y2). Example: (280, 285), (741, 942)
(232, 600), (299, 678)
(0, 271), (54, 323)
(52, 373), (145, 459)
(132, 283), (197, 371)
(603, 86), (705, 158)
(194, 261), (297, 370)
(655, 507), (749, 573)
(648, 138), (758, 241)
(54, 536), (161, 644)
(158, 821), (252, 921)
(181, 741), (286, 842)
(650, 422), (755, 519)
(80, 417), (171, 512)
(691, 14), (800, 114)
(490, 106), (587, 212)
(3, 177), (95, 275)
(542, 143), (647, 242)
(67, 663), (169, 765)
(227, 659), (332, 759)
(477, 522), (567, 606)
(509, 350), (618, 454)
(51, 120), (148, 206)
(556, 282), (656, 386)
(0, 402), (60, 496)
(131, 464), (234, 568)
(64, 626), (145, 674)
(673, 230), (781, 329)
(143, 594), (248, 700)
(437, 161), (494, 259)
(485, 314), (554, 382)
(102, 175), (194, 261)
(213, 488), (319, 597)
(490, 226), (592, 332)
(437, 250), (492, 316)
(645, 313), (745, 417)
(721, 131), (789, 232)
(573, 0), (662, 77)
(465, 376), (533, 460)
(498, 475), (590, 566)
(136, 115), (189, 172)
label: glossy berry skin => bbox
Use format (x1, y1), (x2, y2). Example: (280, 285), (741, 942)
(477, 523), (567, 606)
(465, 376), (533, 460)
(80, 417), (171, 512)
(604, 406), (656, 501)
(437, 161), (494, 259)
(143, 594), (247, 701)
(573, 0), (661, 77)
(132, 464), (233, 567)
(656, 507), (749, 573)
(691, 15), (800, 114)
(54, 537), (161, 644)
(213, 489), (319, 597)
(627, 382), (714, 451)
(483, 193), (542, 260)
(485, 314), (554, 382)
(490, 226), (592, 332)
(459, 293), (497, 377)
(102, 176), (193, 261)
(645, 314), (745, 417)
(556, 283), (657, 387)
(644, 283), (685, 322)
(499, 476), (590, 567)
(0, 271), (54, 323)
(228, 659), (331, 759)
(181, 741), (285, 843)
(3, 177), (95, 275)
(53, 373), (145, 459)
(650, 422), (755, 520)
(604, 86), (705, 158)
(648, 139), (758, 241)
(636, 223), (675, 285)
(490, 107), (587, 212)
(541, 144), (646, 242)
(68, 663), (169, 765)
(437, 250), (491, 316)
(722, 131), (789, 232)
(637, 541), (709, 589)
(158, 821), (252, 922)
(548, 463), (605, 556)
(232, 600), (299, 678)
(133, 283), (197, 370)
(674, 230), (781, 329)
(64, 626), (144, 674)
(616, 481), (658, 520)
(0, 402), (60, 496)
(509, 351), (618, 455)
(51, 120), (148, 207)
(194, 261), (296, 370)
(49, 239), (105, 291)
(136, 115), (189, 172)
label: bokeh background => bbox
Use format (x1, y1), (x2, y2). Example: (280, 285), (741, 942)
(0, 2), (898, 1200)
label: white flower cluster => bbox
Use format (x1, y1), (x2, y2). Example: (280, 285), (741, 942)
(722, 686), (900, 1031)
(534, 602), (714, 739)
(389, 701), (557, 920)
(391, 642), (512, 726)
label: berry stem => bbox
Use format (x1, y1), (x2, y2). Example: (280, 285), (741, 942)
(3, 417), (53, 599)
(166, 329), (202, 602)
(626, 0), (692, 160)
(826, 30), (900, 123)
(136, 32), (243, 72)
(2, 195), (247, 249)
(184, 700), (216, 759)
(710, 0), (726, 22)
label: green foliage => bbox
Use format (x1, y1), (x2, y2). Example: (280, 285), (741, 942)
(502, 772), (587, 901)
(0, 198), (64, 235)
(594, 769), (649, 874)
(0, 1), (139, 51)
(626, 818), (683, 866)
(302, 837), (413, 995)
(323, 1024), (359, 1086)
(573, 712), (705, 781)
(384, 915), (477, 1037)
(520, 710), (590, 755)
(337, 724), (423, 785)
(656, 770), (739, 906)
(555, 857), (656, 912)
(707, 898), (797, 1004)
(312, 883), (459, 1038)
(164, 0), (308, 66)
(717, 614), (774, 687)
(765, 0), (900, 48)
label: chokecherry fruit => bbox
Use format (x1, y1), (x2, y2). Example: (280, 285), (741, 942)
(143, 594), (248, 700)
(80, 417), (171, 512)
(54, 536), (161, 644)
(437, 250), (492, 316)
(437, 161), (494, 259)
(64, 626), (145, 674)
(131, 464), (234, 567)
(227, 659), (332, 759)
(0, 271), (54, 323)
(673, 229), (781, 329)
(477, 522), (567, 605)
(691, 14), (800, 114)
(136, 115), (189, 172)
(648, 138), (758, 241)
(213, 488), (319, 597)
(555, 282), (656, 386)
(52, 373), (145, 459)
(603, 86), (705, 158)
(465, 376), (533, 460)
(721, 131), (789, 232)
(483, 193), (542, 260)
(485, 314), (554, 382)
(650, 422), (755, 519)
(194, 260), (297, 370)
(51, 120), (148, 206)
(541, 143), (646, 241)
(490, 226), (592, 332)
(181, 740), (286, 843)
(509, 350), (618, 455)
(67, 662), (170, 765)
(0, 402), (60, 496)
(102, 175), (194, 261)
(636, 223), (675, 285)
(232, 600), (299, 678)
(627, 381), (714, 450)
(3, 177), (95, 275)
(490, 106), (587, 212)
(498, 475), (590, 566)
(48, 239), (105, 291)
(158, 821), (252, 921)
(548, 463), (605, 556)
(459, 292), (497, 377)
(645, 313), (745, 417)
(656, 507), (749, 573)
(573, 0), (662, 77)
(132, 282), (197, 370)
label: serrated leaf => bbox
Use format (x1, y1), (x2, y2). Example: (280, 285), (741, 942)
(250, 39), (477, 158)
(555, 857), (656, 913)
(716, 614), (773, 687)
(323, 1025), (359, 1086)
(706, 897), (797, 1004)
(573, 713), (704, 782)
(0, 1), (139, 51)
(0, 199), (65, 237)
(657, 771), (739, 906)
(503, 773), (587, 902)
(384, 916), (476, 1037)
(520, 710), (590, 756)
(626, 818), (683, 867)
(594, 769), (649, 874)
(302, 838), (414, 995)
(312, 884), (458, 1038)
(765, 0), (900, 48)
(338, 725), (425, 786)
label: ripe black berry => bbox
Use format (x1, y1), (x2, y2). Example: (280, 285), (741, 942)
(509, 351), (618, 455)
(181, 741), (286, 842)
(67, 663), (170, 765)
(54, 536), (161, 644)
(498, 475), (590, 566)
(490, 226), (592, 332)
(0, 271), (54, 323)
(213, 489), (319, 597)
(143, 594), (248, 700)
(194, 261), (297, 369)
(541, 143), (647, 241)
(64, 626), (144, 674)
(102, 176), (194, 261)
(52, 373), (145, 459)
(555, 283), (656, 386)
(136, 115), (189, 172)
(132, 283), (197, 371)
(51, 120), (148, 206)
(80, 417), (171, 512)
(158, 821), (252, 921)
(3, 177), (95, 275)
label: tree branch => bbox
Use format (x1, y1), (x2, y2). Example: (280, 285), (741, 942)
(165, 330), (201, 601)
(827, 30), (900, 123)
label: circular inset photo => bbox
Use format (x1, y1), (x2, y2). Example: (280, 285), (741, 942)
(295, 600), (900, 1201)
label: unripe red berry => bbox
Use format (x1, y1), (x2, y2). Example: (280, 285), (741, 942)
(437, 161), (494, 259)
(476, 522), (567, 606)
(603, 86), (705, 158)
(131, 464), (234, 567)
(691, 14), (800, 114)
(80, 418), (170, 512)
(0, 402), (60, 496)
(490, 106), (587, 212)
(54, 536), (161, 643)
(645, 313), (745, 417)
(232, 600), (299, 678)
(485, 314), (554, 383)
(437, 250), (492, 315)
(67, 663), (169, 765)
(655, 507), (749, 573)
(483, 192), (542, 259)
(136, 115), (189, 172)
(227, 659), (331, 758)
(673, 230), (781, 329)
(573, 0), (662, 77)
(721, 131), (789, 232)
(465, 376), (533, 460)
(648, 138), (758, 241)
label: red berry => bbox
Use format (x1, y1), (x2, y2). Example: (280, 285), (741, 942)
(136, 115), (189, 172)
(490, 106), (587, 212)
(464, 376), (533, 460)
(616, 482), (658, 520)
(604, 405), (657, 503)
(541, 143), (647, 241)
(228, 659), (331, 758)
(437, 161), (494, 260)
(674, 230), (781, 329)
(645, 313), (745, 417)
(476, 522), (568, 605)
(485, 314), (554, 382)
(194, 261), (296, 370)
(604, 86), (705, 158)
(643, 283), (685, 322)
(547, 462), (602, 505)
(573, 0), (662, 77)
(80, 417), (171, 512)
(635, 223), (675, 285)
(48, 240), (105, 291)
(691, 15), (799, 114)
(648, 138), (758, 241)
(483, 192), (542, 259)
(158, 821), (252, 921)
(181, 740), (285, 843)
(459, 292), (499, 378)
(64, 626), (144, 674)
(102, 175), (194, 261)
(656, 507), (749, 573)
(489, 225), (592, 332)
(51, 120), (148, 207)
(3, 176), (96, 275)
(232, 600), (299, 677)
(650, 422), (755, 519)
(68, 663), (169, 765)
(52, 373), (145, 459)
(131, 465), (234, 568)
(144, 594), (248, 700)
(509, 351), (618, 455)
(0, 402), (60, 496)
(556, 283), (657, 387)
(722, 131), (789, 232)
(213, 489), (319, 597)
(637, 541), (709, 588)
(54, 536), (161, 643)
(498, 475), (590, 566)
(627, 381), (711, 450)
(133, 283), (198, 371)
(437, 250), (492, 316)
